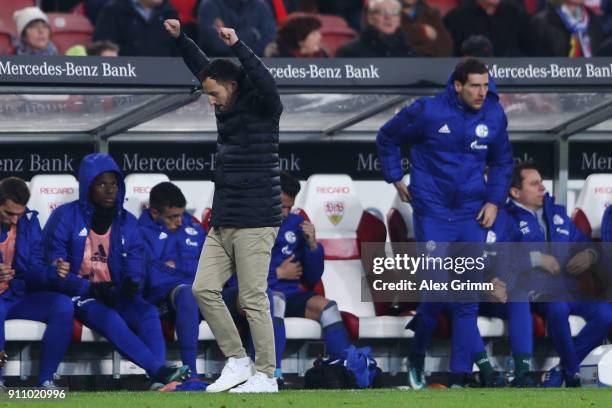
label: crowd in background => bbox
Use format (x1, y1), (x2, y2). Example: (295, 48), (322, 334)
(3, 0), (612, 59)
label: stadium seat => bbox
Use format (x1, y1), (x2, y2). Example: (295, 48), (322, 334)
(293, 174), (414, 339)
(5, 320), (46, 341)
(571, 174), (612, 239)
(0, 0), (35, 33)
(424, 0), (459, 17)
(27, 174), (79, 227)
(285, 317), (322, 340)
(123, 173), (169, 218)
(386, 175), (415, 243)
(315, 14), (357, 57)
(47, 13), (93, 55)
(0, 18), (15, 55)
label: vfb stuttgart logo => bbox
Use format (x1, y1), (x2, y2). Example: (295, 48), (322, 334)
(325, 201), (344, 226)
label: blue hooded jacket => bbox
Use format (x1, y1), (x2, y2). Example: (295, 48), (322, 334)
(1, 209), (47, 301)
(377, 74), (514, 221)
(602, 205), (612, 242)
(504, 194), (592, 298)
(138, 210), (206, 305)
(42, 153), (144, 297)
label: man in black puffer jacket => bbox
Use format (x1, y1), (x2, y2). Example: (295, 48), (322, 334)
(164, 19), (282, 393)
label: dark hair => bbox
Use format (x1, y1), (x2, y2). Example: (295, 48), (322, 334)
(510, 162), (539, 190)
(0, 177), (30, 206)
(199, 59), (242, 84)
(149, 182), (187, 212)
(276, 13), (322, 53)
(460, 35), (493, 58)
(452, 57), (489, 84)
(280, 171), (301, 198)
(86, 41), (119, 56)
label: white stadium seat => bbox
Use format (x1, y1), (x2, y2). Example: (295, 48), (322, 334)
(5, 320), (46, 341)
(571, 174), (612, 238)
(293, 174), (400, 339)
(123, 173), (169, 218)
(27, 174), (79, 227)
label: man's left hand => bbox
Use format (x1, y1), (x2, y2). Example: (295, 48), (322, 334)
(477, 202), (498, 228)
(218, 27), (238, 46)
(566, 249), (596, 275)
(301, 221), (318, 251)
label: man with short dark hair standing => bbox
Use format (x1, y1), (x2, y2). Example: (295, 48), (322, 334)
(377, 58), (514, 388)
(165, 19), (282, 393)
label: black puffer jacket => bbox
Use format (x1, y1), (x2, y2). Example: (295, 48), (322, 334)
(176, 33), (282, 228)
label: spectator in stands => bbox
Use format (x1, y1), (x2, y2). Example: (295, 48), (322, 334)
(0, 178), (73, 390)
(269, 173), (356, 364)
(316, 0), (363, 31)
(13, 7), (59, 56)
(139, 182), (206, 389)
(602, 205), (612, 242)
(377, 58), (513, 388)
(506, 163), (612, 387)
(531, 0), (603, 57)
(85, 0), (113, 25)
(93, 0), (180, 56)
(86, 40), (120, 56)
(444, 0), (533, 56)
(399, 0), (453, 57)
(265, 13), (328, 57)
(197, 0), (276, 57)
(165, 20), (282, 393)
(43, 153), (190, 388)
(460, 34), (494, 57)
(335, 0), (419, 57)
(41, 0), (83, 12)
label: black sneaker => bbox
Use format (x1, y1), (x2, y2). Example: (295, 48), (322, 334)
(565, 373), (581, 388)
(152, 365), (191, 385)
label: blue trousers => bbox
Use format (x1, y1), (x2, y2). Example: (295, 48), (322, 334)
(74, 296), (166, 377)
(1, 292), (73, 385)
(410, 215), (486, 374)
(533, 302), (612, 377)
(479, 302), (533, 356)
(168, 285), (202, 378)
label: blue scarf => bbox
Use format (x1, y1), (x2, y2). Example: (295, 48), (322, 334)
(556, 5), (592, 57)
(16, 41), (58, 56)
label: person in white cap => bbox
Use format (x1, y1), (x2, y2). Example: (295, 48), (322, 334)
(13, 6), (58, 56)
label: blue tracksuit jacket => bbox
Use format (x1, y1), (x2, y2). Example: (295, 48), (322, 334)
(376, 74), (513, 221)
(42, 153), (145, 297)
(138, 210), (206, 305)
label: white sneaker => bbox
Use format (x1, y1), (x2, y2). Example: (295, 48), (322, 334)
(229, 371), (278, 393)
(206, 357), (255, 393)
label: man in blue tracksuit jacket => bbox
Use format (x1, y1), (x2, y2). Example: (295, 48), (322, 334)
(43, 153), (189, 387)
(602, 206), (612, 243)
(139, 182), (206, 386)
(269, 173), (353, 362)
(0, 177), (73, 389)
(505, 162), (612, 387)
(377, 58), (514, 388)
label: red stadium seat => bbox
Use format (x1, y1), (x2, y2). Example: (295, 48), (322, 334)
(47, 12), (93, 54)
(0, 19), (15, 55)
(315, 14), (357, 57)
(424, 0), (459, 17)
(0, 0), (35, 33)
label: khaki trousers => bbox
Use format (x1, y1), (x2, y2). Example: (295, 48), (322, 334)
(192, 226), (278, 377)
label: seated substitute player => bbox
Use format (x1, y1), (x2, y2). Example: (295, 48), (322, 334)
(43, 153), (190, 388)
(270, 172), (353, 362)
(602, 205), (612, 243)
(505, 162), (612, 387)
(139, 182), (206, 388)
(0, 177), (74, 390)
